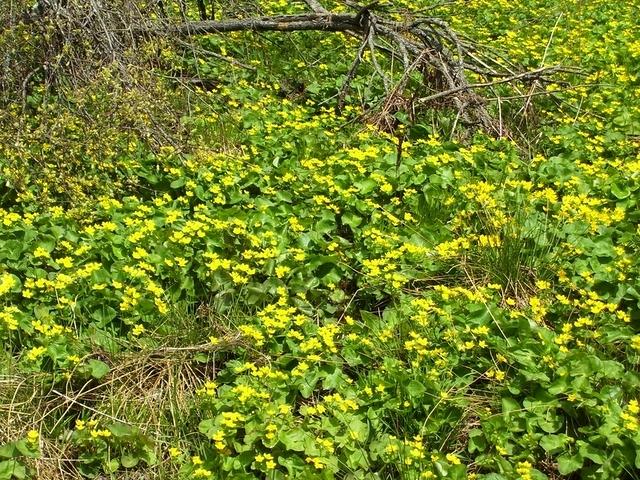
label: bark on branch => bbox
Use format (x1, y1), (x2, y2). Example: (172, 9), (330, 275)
(150, 13), (365, 36)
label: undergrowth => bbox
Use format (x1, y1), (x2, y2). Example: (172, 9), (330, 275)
(1, 0), (640, 479)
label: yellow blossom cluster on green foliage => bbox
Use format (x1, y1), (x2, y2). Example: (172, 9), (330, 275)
(1, 0), (640, 479)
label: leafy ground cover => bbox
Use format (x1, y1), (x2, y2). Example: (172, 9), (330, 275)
(1, 0), (639, 479)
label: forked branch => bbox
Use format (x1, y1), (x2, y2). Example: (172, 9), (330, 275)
(8, 0), (575, 138)
(139, 2), (572, 137)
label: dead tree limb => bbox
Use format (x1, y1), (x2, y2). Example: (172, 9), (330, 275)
(337, 28), (371, 111)
(416, 65), (578, 105)
(3, 0), (577, 139)
(303, 0), (329, 14)
(152, 14), (366, 36)
(137, 4), (574, 137)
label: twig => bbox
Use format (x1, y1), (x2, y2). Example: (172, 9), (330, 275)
(50, 389), (133, 425)
(337, 28), (372, 111)
(366, 25), (391, 92)
(417, 65), (572, 105)
(516, 13), (563, 123)
(303, 0), (329, 13)
(174, 38), (256, 70)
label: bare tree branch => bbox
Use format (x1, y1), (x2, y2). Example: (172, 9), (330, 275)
(151, 13), (365, 36)
(303, 0), (329, 14)
(337, 29), (371, 111)
(416, 65), (576, 105)
(3, 0), (577, 140)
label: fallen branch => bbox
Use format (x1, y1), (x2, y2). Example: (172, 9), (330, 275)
(149, 13), (366, 36)
(416, 65), (576, 105)
(337, 25), (372, 111)
(5, 0), (577, 139)
(303, 0), (329, 14)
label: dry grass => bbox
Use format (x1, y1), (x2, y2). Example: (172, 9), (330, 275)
(0, 324), (247, 479)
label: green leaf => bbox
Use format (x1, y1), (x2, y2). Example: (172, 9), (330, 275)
(193, 353), (209, 363)
(467, 429), (486, 453)
(170, 178), (185, 189)
(198, 419), (216, 438)
(0, 444), (17, 459)
(578, 443), (605, 464)
(278, 428), (309, 451)
(90, 268), (110, 284)
(347, 449), (368, 469)
(354, 178), (377, 194)
(314, 217), (335, 235)
(537, 411), (563, 433)
(448, 464), (467, 480)
(342, 212), (362, 229)
(348, 418), (369, 442)
(105, 458), (120, 473)
(139, 445), (157, 466)
(360, 311), (381, 329)
(0, 440), (36, 461)
(0, 460), (26, 480)
(557, 453), (583, 474)
(321, 366), (344, 390)
(501, 397), (519, 415)
(87, 359), (110, 380)
(3, 241), (25, 261)
(107, 423), (134, 438)
(539, 434), (569, 454)
(13, 440), (37, 459)
(547, 377), (569, 395)
(180, 276), (194, 294)
(406, 380), (426, 399)
(276, 191), (292, 203)
(91, 306), (117, 326)
(299, 370), (320, 398)
(121, 454), (139, 468)
(341, 345), (363, 366)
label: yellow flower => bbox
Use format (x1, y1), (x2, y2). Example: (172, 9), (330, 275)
(0, 274), (16, 297)
(33, 247), (50, 259)
(192, 467), (212, 478)
(90, 429), (111, 438)
(132, 247), (148, 259)
(445, 453), (461, 465)
(197, 381), (218, 397)
(278, 404), (291, 415)
(275, 265), (291, 278)
(220, 412), (244, 428)
(305, 456), (326, 470)
(26, 346), (47, 361)
(57, 256), (74, 268)
(265, 424), (277, 440)
(26, 430), (39, 443)
(131, 324), (145, 336)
